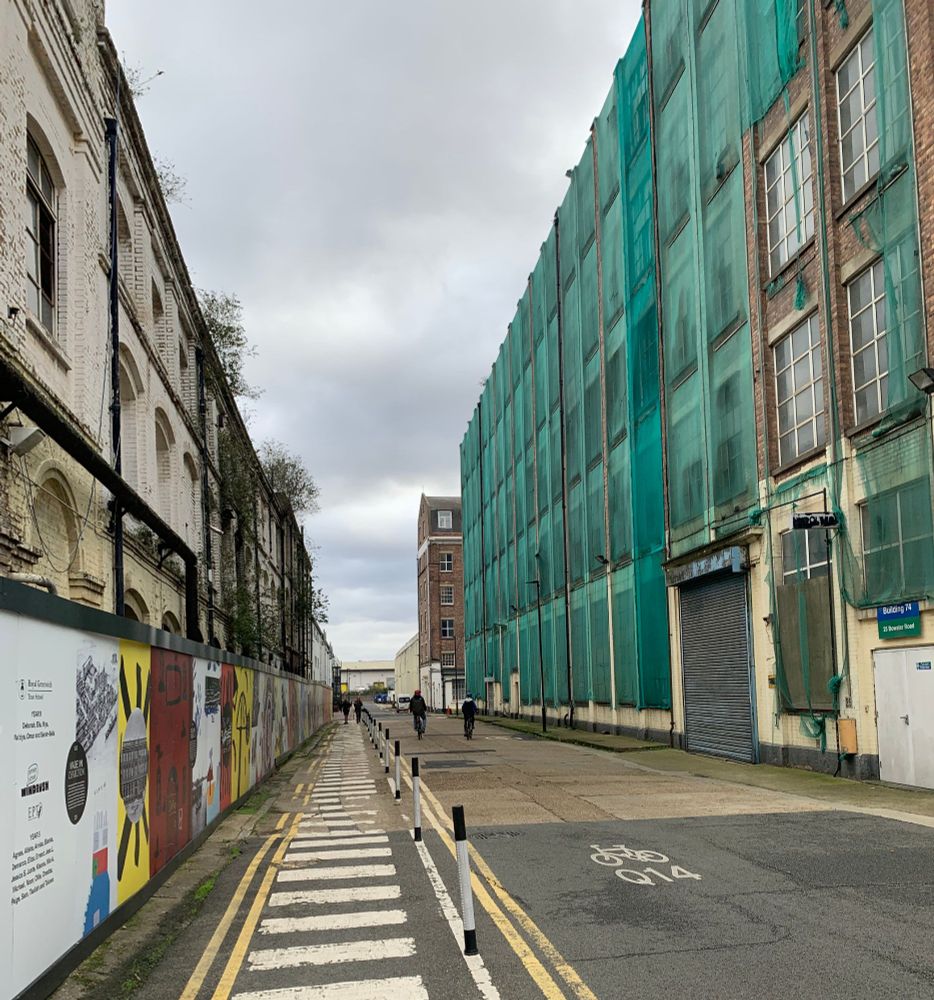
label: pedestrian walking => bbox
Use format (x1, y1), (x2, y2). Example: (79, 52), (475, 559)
(353, 696), (363, 723)
(341, 696), (351, 724)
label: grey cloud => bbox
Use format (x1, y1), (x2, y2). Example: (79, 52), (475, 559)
(107, 0), (641, 658)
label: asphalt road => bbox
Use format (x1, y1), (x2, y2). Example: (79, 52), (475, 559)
(64, 705), (934, 999)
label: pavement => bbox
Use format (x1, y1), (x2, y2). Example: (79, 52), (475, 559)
(51, 705), (934, 999)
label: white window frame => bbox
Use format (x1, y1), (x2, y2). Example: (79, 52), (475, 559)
(764, 113), (815, 276)
(440, 618), (454, 639)
(439, 585), (454, 606)
(847, 259), (887, 425)
(774, 314), (825, 465)
(836, 29), (879, 203)
(437, 510), (453, 530)
(440, 552), (453, 572)
(25, 135), (57, 334)
(441, 652), (455, 668)
(780, 527), (830, 583)
(860, 480), (934, 595)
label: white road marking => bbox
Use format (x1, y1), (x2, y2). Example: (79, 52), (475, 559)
(298, 820), (376, 828)
(277, 864), (396, 883)
(413, 836), (502, 1000)
(292, 835), (389, 848)
(267, 886), (403, 909)
(231, 975), (428, 999)
(286, 847), (392, 862)
(293, 829), (385, 840)
(248, 937), (416, 971)
(258, 909), (406, 935)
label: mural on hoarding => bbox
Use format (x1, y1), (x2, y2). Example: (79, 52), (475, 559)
(219, 664), (234, 811)
(0, 605), (330, 999)
(191, 658), (221, 837)
(149, 649), (192, 875)
(75, 637), (119, 934)
(231, 666), (253, 802)
(116, 641), (151, 903)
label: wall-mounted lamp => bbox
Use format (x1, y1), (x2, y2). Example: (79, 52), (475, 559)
(2, 425), (45, 456)
(7, 306), (20, 321)
(908, 366), (934, 396)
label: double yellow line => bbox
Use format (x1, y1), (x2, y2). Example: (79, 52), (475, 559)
(404, 763), (597, 1000)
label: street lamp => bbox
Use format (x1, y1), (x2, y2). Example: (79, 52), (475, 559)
(526, 579), (546, 733)
(908, 366), (934, 395)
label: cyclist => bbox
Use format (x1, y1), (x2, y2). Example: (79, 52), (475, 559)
(462, 693), (477, 739)
(409, 689), (428, 736)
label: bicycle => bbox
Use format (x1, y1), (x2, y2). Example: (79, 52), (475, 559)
(464, 716), (475, 740)
(414, 714), (426, 740)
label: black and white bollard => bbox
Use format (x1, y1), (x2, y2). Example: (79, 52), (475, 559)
(412, 757), (422, 842)
(394, 740), (401, 800)
(384, 728), (390, 773)
(377, 722), (382, 756)
(452, 805), (478, 956)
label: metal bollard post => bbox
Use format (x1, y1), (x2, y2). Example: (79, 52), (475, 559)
(377, 722), (382, 756)
(452, 805), (478, 955)
(412, 757), (422, 842)
(384, 728), (390, 773)
(394, 739), (401, 801)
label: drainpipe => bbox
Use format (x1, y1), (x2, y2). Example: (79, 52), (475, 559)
(195, 346), (214, 642)
(105, 115), (123, 618)
(554, 213), (575, 727)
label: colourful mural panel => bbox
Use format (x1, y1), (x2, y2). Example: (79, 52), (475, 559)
(116, 641), (151, 904)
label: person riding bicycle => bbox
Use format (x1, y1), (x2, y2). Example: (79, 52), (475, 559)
(462, 693), (477, 737)
(409, 689), (428, 734)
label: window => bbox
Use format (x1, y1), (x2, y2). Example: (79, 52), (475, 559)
(26, 135), (56, 332)
(441, 652), (455, 668)
(765, 114), (814, 275)
(440, 552), (453, 572)
(440, 585), (454, 606)
(774, 315), (825, 465)
(848, 260), (887, 424)
(437, 510), (453, 530)
(781, 528), (830, 582)
(837, 29), (879, 202)
(861, 480), (934, 597)
(441, 618), (454, 639)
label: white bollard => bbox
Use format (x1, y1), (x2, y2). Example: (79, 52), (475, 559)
(394, 739), (401, 801)
(412, 757), (422, 842)
(453, 804), (478, 955)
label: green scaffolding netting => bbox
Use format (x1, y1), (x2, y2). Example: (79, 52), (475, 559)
(462, 20), (669, 712)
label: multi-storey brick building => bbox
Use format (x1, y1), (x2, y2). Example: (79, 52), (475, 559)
(0, 0), (333, 682)
(461, 0), (934, 785)
(416, 495), (465, 709)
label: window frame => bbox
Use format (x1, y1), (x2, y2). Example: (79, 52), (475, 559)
(847, 259), (887, 425)
(441, 652), (455, 668)
(440, 618), (455, 639)
(439, 585), (454, 606)
(437, 510), (453, 530)
(440, 552), (453, 572)
(774, 313), (826, 466)
(764, 113), (815, 276)
(860, 480), (934, 597)
(25, 135), (57, 334)
(780, 527), (830, 584)
(836, 29), (879, 203)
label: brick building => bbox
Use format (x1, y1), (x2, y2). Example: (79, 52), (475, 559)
(416, 495), (465, 709)
(0, 0), (334, 683)
(461, 0), (934, 784)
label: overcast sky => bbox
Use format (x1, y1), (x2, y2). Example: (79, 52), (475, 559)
(106, 0), (642, 662)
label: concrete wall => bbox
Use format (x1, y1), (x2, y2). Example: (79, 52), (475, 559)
(394, 632), (419, 697)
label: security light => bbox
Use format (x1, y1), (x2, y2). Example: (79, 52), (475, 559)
(4, 425), (45, 456)
(908, 366), (934, 396)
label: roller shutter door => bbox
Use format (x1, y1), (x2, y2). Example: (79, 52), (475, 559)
(680, 572), (755, 762)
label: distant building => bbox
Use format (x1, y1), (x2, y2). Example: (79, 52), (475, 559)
(341, 660), (394, 693)
(417, 495), (465, 709)
(394, 633), (419, 699)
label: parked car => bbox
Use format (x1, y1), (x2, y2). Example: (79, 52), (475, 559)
(395, 695), (411, 713)
(373, 692), (388, 704)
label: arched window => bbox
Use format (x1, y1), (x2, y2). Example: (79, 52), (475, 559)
(161, 610), (181, 634)
(154, 409), (175, 523)
(26, 135), (56, 332)
(123, 588), (149, 624)
(118, 346), (144, 489)
(31, 472), (81, 596)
